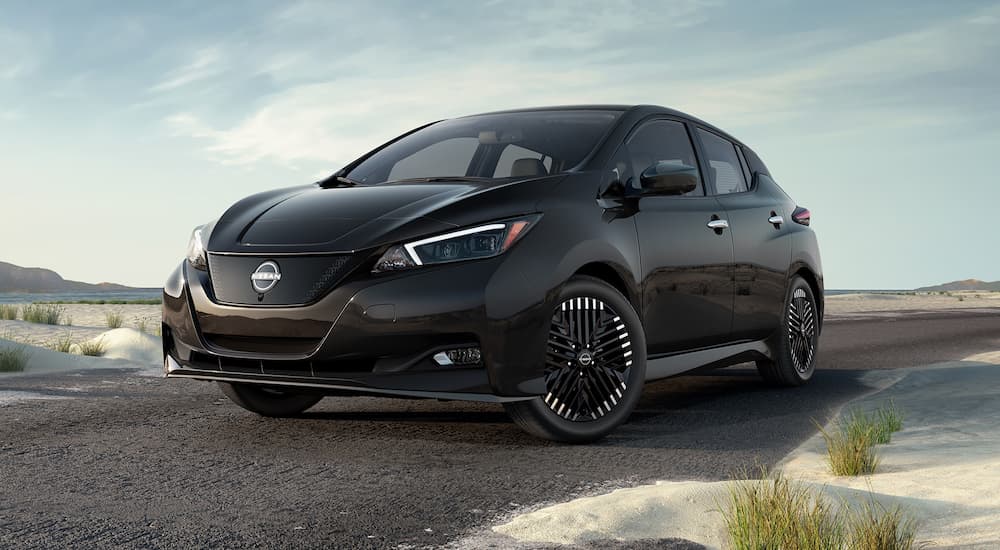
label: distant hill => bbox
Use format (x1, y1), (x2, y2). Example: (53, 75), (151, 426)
(0, 261), (147, 293)
(915, 279), (1000, 292)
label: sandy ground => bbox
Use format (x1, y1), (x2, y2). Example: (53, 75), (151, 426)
(0, 303), (159, 348)
(489, 354), (1000, 549)
(0, 328), (161, 382)
(826, 291), (1000, 314)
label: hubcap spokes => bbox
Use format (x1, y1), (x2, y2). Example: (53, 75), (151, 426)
(788, 288), (817, 374)
(545, 297), (632, 422)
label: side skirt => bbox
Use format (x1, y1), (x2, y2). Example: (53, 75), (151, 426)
(645, 340), (772, 382)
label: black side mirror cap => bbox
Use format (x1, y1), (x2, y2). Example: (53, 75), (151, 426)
(639, 162), (699, 196)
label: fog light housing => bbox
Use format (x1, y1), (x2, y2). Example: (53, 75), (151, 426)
(433, 347), (482, 366)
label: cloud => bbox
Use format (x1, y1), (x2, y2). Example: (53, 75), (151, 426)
(149, 47), (226, 92)
(165, 2), (1000, 167)
(0, 28), (41, 79)
(167, 65), (607, 167)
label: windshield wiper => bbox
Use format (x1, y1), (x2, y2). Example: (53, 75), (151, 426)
(318, 175), (362, 188)
(384, 176), (494, 184)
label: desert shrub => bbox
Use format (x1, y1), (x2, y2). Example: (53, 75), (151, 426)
(819, 420), (880, 476)
(105, 310), (124, 329)
(723, 471), (845, 549)
(51, 333), (75, 353)
(77, 337), (107, 357)
(848, 498), (918, 549)
(0, 304), (18, 320)
(21, 304), (64, 325)
(0, 343), (30, 372)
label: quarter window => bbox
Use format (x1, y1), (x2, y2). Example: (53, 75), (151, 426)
(618, 120), (703, 196)
(697, 129), (748, 194)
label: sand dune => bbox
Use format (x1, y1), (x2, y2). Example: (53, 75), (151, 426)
(489, 357), (1000, 548)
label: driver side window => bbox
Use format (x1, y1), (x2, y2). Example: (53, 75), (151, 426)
(618, 120), (703, 196)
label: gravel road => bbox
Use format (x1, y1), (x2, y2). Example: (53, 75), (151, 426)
(1, 308), (998, 549)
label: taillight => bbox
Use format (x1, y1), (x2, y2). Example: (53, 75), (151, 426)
(792, 206), (811, 226)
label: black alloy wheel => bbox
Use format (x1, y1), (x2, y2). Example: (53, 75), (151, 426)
(544, 296), (633, 421)
(757, 276), (819, 386)
(504, 276), (646, 443)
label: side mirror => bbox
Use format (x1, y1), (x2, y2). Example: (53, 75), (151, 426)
(639, 162), (699, 196)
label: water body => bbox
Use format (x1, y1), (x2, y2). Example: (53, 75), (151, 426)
(0, 290), (162, 304)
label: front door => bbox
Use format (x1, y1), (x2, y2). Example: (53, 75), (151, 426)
(616, 119), (735, 355)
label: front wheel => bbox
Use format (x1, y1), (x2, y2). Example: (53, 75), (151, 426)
(757, 276), (820, 386)
(218, 382), (323, 417)
(504, 276), (646, 443)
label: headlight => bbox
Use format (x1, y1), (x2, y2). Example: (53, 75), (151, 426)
(186, 225), (208, 270)
(372, 216), (539, 273)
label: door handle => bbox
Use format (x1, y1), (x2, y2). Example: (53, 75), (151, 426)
(768, 215), (784, 226)
(707, 219), (729, 231)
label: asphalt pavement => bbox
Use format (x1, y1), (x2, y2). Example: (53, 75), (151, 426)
(1, 309), (998, 549)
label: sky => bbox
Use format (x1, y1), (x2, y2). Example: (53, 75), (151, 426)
(1, 0), (998, 289)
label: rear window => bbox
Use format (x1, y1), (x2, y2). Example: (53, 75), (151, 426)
(697, 129), (748, 194)
(346, 110), (621, 184)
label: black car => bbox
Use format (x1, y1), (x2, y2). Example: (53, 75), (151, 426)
(163, 105), (823, 442)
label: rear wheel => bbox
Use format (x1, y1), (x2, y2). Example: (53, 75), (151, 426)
(218, 382), (322, 417)
(757, 276), (819, 386)
(504, 276), (646, 443)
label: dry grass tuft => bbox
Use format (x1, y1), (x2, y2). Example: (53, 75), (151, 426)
(20, 304), (64, 325)
(847, 497), (919, 549)
(50, 333), (75, 353)
(105, 310), (124, 329)
(0, 338), (30, 372)
(0, 304), (18, 320)
(722, 470), (845, 549)
(77, 337), (107, 357)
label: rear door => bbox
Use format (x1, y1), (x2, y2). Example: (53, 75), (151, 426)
(695, 128), (791, 342)
(621, 119), (735, 355)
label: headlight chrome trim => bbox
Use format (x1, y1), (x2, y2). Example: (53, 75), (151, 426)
(403, 223), (507, 267)
(371, 215), (540, 274)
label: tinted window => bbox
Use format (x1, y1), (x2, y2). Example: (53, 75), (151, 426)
(493, 144), (553, 178)
(698, 129), (748, 194)
(388, 138), (479, 181)
(612, 120), (702, 196)
(736, 146), (753, 186)
(346, 110), (621, 184)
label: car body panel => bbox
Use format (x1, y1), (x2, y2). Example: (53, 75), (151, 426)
(634, 194), (736, 354)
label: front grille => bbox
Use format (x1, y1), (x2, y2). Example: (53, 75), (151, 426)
(207, 254), (356, 306)
(202, 334), (322, 355)
(189, 351), (375, 378)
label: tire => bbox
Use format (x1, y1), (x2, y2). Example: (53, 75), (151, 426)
(757, 276), (820, 387)
(504, 275), (647, 443)
(218, 382), (323, 417)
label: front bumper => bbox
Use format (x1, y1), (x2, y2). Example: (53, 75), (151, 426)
(162, 254), (549, 401)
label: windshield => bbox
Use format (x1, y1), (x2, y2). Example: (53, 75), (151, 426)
(344, 110), (621, 185)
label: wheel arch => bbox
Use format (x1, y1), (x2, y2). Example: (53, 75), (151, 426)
(572, 262), (639, 313)
(791, 264), (824, 332)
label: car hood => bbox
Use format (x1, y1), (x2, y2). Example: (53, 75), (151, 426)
(206, 177), (562, 254)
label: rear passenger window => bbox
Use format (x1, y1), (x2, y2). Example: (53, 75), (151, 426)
(697, 129), (748, 194)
